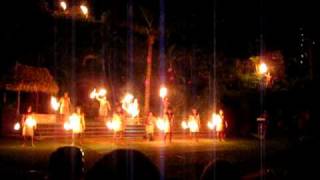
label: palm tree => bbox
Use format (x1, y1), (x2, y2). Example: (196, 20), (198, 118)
(126, 7), (157, 115)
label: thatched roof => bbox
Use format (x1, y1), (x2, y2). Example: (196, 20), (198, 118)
(1, 64), (59, 94)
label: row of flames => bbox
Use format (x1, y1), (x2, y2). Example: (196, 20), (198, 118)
(180, 113), (224, 131)
(154, 112), (224, 133)
(14, 116), (37, 131)
(13, 112), (224, 133)
(15, 88), (223, 133)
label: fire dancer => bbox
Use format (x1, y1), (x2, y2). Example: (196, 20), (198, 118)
(164, 108), (174, 143)
(112, 106), (124, 140)
(72, 107), (86, 144)
(59, 92), (72, 122)
(257, 111), (268, 140)
(145, 112), (156, 141)
(21, 106), (37, 147)
(216, 109), (227, 141)
(162, 97), (170, 114)
(188, 108), (200, 142)
(96, 95), (111, 121)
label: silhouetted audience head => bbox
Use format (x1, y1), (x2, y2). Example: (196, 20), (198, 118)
(48, 146), (85, 180)
(86, 149), (161, 180)
(201, 160), (240, 180)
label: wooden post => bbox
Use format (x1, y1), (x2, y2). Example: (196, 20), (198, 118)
(17, 91), (20, 115)
(3, 91), (6, 104)
(36, 92), (39, 112)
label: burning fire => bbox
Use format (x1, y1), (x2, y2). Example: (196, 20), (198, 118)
(60, 1), (67, 11)
(181, 121), (188, 129)
(181, 119), (199, 132)
(207, 113), (222, 131)
(121, 93), (139, 118)
(159, 87), (168, 98)
(188, 120), (198, 132)
(14, 122), (20, 131)
(156, 118), (169, 132)
(25, 116), (37, 128)
(106, 115), (122, 131)
(64, 121), (71, 130)
(90, 88), (107, 99)
(64, 113), (81, 132)
(80, 4), (89, 17)
(51, 96), (60, 111)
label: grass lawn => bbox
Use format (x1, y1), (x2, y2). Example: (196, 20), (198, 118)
(0, 137), (289, 179)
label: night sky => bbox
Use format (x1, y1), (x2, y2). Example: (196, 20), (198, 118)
(1, 0), (319, 64)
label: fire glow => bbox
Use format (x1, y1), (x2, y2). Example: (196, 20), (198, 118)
(159, 86), (168, 99)
(14, 122), (20, 131)
(26, 116), (37, 128)
(90, 88), (107, 99)
(181, 119), (199, 131)
(181, 121), (188, 129)
(60, 1), (67, 11)
(106, 115), (122, 132)
(51, 96), (60, 111)
(121, 93), (139, 118)
(207, 113), (222, 130)
(64, 113), (80, 131)
(156, 118), (169, 132)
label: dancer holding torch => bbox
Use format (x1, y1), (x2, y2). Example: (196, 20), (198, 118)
(188, 108), (200, 142)
(21, 106), (37, 147)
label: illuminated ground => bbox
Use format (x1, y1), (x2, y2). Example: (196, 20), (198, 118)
(0, 137), (289, 179)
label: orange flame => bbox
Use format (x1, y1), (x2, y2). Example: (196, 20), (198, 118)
(156, 118), (169, 132)
(64, 113), (81, 132)
(60, 1), (67, 11)
(106, 115), (122, 131)
(159, 86), (168, 98)
(121, 93), (139, 118)
(90, 88), (107, 99)
(207, 113), (223, 131)
(51, 96), (60, 111)
(14, 122), (20, 131)
(26, 116), (37, 128)
(181, 121), (188, 129)
(80, 4), (89, 17)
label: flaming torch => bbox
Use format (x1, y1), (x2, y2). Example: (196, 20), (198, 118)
(80, 4), (89, 17)
(159, 86), (168, 99)
(51, 96), (60, 111)
(181, 121), (188, 130)
(64, 121), (71, 131)
(14, 122), (21, 131)
(207, 113), (222, 130)
(98, 88), (107, 97)
(156, 118), (169, 132)
(90, 88), (107, 99)
(25, 116), (37, 128)
(90, 88), (97, 99)
(106, 114), (122, 132)
(121, 93), (139, 118)
(188, 120), (198, 132)
(64, 113), (81, 132)
(60, 1), (67, 11)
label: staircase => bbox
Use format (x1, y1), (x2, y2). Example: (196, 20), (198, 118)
(31, 121), (146, 139)
(10, 120), (212, 139)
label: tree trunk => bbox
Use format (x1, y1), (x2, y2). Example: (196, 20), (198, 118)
(144, 35), (155, 115)
(16, 91), (20, 115)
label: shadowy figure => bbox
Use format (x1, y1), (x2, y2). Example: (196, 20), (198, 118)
(201, 160), (240, 180)
(48, 146), (85, 180)
(21, 105), (37, 147)
(86, 149), (161, 180)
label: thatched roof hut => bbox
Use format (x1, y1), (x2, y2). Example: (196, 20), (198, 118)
(1, 64), (59, 94)
(0, 64), (59, 114)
